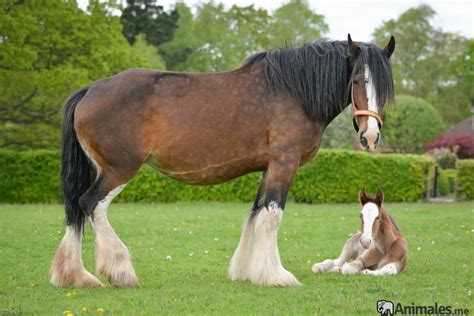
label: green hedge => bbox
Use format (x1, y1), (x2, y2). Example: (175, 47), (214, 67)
(0, 149), (435, 204)
(456, 160), (474, 199)
(437, 168), (457, 196)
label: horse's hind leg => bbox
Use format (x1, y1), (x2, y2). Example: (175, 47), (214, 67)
(312, 233), (360, 273)
(51, 226), (103, 287)
(79, 172), (139, 287)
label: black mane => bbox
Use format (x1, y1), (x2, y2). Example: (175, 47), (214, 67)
(243, 40), (394, 122)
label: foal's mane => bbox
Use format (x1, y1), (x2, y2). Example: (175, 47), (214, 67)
(242, 39), (394, 122)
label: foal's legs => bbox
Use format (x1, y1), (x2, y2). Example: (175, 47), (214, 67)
(80, 173), (138, 287)
(229, 157), (300, 286)
(312, 234), (361, 273)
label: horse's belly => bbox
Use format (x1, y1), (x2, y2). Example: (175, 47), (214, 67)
(145, 151), (267, 185)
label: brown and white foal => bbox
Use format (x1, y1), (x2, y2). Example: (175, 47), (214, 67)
(312, 189), (407, 276)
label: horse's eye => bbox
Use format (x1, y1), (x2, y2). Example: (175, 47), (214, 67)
(364, 79), (369, 84)
(375, 216), (380, 220)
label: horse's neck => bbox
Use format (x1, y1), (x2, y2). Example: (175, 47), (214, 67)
(375, 209), (398, 251)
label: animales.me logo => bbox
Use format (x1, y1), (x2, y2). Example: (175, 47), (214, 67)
(376, 300), (470, 315)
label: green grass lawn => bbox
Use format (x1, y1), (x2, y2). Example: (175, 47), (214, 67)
(0, 202), (472, 315)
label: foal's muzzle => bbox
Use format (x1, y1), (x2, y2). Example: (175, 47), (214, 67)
(360, 237), (372, 249)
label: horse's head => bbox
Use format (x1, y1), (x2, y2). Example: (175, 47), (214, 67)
(358, 188), (384, 249)
(347, 34), (395, 151)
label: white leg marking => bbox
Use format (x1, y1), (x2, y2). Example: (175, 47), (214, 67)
(93, 184), (138, 287)
(313, 235), (358, 274)
(312, 259), (335, 273)
(363, 263), (399, 276)
(229, 203), (301, 286)
(341, 262), (362, 275)
(228, 213), (257, 281)
(50, 226), (102, 287)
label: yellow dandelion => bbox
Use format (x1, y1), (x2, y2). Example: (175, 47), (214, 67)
(63, 311), (73, 316)
(66, 291), (77, 298)
(96, 307), (104, 313)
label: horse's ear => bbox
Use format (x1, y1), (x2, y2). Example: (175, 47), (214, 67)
(347, 34), (360, 59)
(375, 188), (384, 206)
(383, 36), (395, 59)
(359, 188), (369, 205)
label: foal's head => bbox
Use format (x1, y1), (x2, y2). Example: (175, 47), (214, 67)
(358, 188), (385, 249)
(348, 34), (395, 151)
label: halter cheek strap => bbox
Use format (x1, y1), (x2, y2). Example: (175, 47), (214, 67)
(351, 83), (383, 132)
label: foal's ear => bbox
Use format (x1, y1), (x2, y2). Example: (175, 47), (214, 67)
(359, 188), (369, 205)
(375, 188), (384, 206)
(347, 34), (361, 59)
(383, 36), (395, 59)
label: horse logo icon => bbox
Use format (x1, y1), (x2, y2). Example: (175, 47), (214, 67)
(377, 300), (394, 315)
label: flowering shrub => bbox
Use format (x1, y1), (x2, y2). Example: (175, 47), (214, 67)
(427, 147), (458, 168)
(426, 134), (474, 159)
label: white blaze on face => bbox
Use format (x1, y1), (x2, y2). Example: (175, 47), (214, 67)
(363, 64), (380, 148)
(360, 202), (379, 248)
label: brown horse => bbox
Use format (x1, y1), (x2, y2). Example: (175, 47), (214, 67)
(51, 35), (395, 288)
(312, 188), (407, 276)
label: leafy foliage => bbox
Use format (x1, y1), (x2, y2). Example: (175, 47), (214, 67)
(383, 95), (445, 153)
(456, 160), (474, 199)
(372, 5), (471, 125)
(266, 0), (328, 47)
(0, 149), (435, 204)
(321, 108), (357, 149)
(159, 0), (328, 72)
(120, 0), (178, 46)
(0, 0), (153, 150)
(426, 134), (474, 159)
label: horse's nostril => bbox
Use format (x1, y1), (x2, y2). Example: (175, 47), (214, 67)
(360, 135), (368, 148)
(375, 133), (380, 145)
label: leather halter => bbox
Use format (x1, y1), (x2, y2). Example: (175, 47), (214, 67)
(351, 82), (383, 132)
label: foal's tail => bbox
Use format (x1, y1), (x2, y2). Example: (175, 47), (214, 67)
(61, 87), (91, 233)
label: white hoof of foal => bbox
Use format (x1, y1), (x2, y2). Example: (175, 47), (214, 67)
(311, 259), (333, 273)
(341, 263), (360, 275)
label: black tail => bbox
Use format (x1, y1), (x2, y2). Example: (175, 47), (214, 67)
(61, 87), (92, 233)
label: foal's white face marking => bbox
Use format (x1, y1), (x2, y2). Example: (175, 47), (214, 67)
(363, 64), (380, 149)
(360, 202), (379, 248)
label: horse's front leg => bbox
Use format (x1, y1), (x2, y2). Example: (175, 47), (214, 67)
(362, 262), (399, 276)
(229, 156), (300, 286)
(342, 248), (382, 275)
(312, 233), (361, 273)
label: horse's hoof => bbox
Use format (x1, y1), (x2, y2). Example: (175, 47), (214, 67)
(51, 269), (103, 288)
(98, 263), (139, 287)
(312, 264), (323, 273)
(249, 267), (302, 287)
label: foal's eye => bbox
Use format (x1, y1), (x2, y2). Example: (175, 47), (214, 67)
(375, 216), (380, 220)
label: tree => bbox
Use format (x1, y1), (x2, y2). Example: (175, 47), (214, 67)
(0, 0), (152, 149)
(159, 2), (270, 72)
(120, 0), (178, 47)
(266, 0), (328, 47)
(372, 5), (470, 125)
(321, 108), (356, 149)
(383, 95), (446, 153)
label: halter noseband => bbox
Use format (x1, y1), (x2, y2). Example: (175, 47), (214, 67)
(351, 82), (383, 132)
